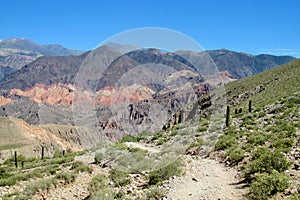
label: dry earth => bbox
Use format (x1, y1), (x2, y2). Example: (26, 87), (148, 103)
(166, 156), (246, 200)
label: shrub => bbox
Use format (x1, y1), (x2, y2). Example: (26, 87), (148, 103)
(247, 132), (267, 145)
(148, 159), (182, 185)
(71, 161), (93, 173)
(88, 174), (108, 192)
(271, 138), (293, 153)
(94, 152), (104, 164)
(248, 171), (289, 200)
(197, 126), (208, 132)
(88, 188), (114, 200)
(119, 135), (140, 143)
(188, 138), (204, 149)
(23, 178), (57, 197)
(145, 186), (166, 199)
(55, 172), (76, 184)
(242, 147), (291, 180)
(156, 137), (168, 145)
(108, 168), (131, 187)
(215, 135), (238, 151)
(225, 146), (245, 164)
(266, 120), (296, 137)
(138, 130), (153, 138)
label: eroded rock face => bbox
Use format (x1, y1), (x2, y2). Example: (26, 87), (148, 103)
(0, 117), (103, 160)
(0, 95), (13, 106)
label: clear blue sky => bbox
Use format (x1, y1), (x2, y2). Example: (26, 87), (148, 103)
(1, 0), (299, 57)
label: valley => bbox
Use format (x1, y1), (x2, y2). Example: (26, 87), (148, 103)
(0, 40), (299, 200)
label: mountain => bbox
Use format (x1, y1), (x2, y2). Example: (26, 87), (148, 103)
(0, 38), (83, 57)
(0, 53), (87, 90)
(0, 38), (84, 80)
(0, 46), (294, 91)
(210, 49), (296, 78)
(41, 44), (83, 56)
(177, 49), (296, 79)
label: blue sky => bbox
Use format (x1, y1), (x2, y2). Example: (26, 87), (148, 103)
(1, 0), (299, 57)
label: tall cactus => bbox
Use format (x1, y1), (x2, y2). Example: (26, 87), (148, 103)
(249, 100), (252, 112)
(41, 146), (44, 160)
(226, 106), (230, 127)
(14, 151), (18, 168)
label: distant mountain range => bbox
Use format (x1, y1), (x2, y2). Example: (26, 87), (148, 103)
(0, 38), (83, 80)
(0, 43), (295, 90)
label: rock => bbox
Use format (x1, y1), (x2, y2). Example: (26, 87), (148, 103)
(192, 177), (199, 182)
(291, 188), (298, 194)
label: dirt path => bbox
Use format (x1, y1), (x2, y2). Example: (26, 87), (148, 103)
(166, 156), (246, 200)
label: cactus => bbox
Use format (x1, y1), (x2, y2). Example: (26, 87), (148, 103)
(41, 146), (44, 160)
(239, 108), (243, 113)
(14, 151), (18, 168)
(249, 100), (252, 112)
(226, 106), (230, 127)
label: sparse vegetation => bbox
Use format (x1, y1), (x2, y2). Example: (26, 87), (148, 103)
(248, 171), (290, 200)
(148, 159), (183, 185)
(108, 168), (131, 187)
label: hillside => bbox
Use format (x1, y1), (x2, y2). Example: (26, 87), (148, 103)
(0, 116), (106, 161)
(226, 58), (300, 107)
(0, 57), (299, 200)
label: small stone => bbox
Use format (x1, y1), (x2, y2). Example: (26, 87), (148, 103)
(192, 177), (199, 182)
(291, 188), (298, 194)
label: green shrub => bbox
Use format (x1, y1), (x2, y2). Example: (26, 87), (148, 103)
(215, 135), (238, 151)
(248, 171), (289, 200)
(88, 174), (108, 192)
(156, 137), (168, 145)
(71, 161), (93, 173)
(197, 126), (208, 132)
(119, 135), (140, 143)
(112, 143), (129, 151)
(108, 168), (131, 187)
(225, 146), (245, 164)
(0, 168), (43, 186)
(94, 152), (104, 164)
(242, 147), (291, 180)
(145, 186), (166, 199)
(88, 188), (114, 200)
(128, 147), (148, 153)
(266, 120), (296, 137)
(188, 138), (204, 149)
(23, 178), (57, 197)
(148, 159), (182, 185)
(55, 171), (76, 184)
(271, 138), (293, 153)
(138, 130), (153, 138)
(170, 130), (179, 136)
(258, 111), (266, 118)
(247, 132), (267, 145)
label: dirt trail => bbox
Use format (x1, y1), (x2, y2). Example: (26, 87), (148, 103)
(166, 156), (246, 200)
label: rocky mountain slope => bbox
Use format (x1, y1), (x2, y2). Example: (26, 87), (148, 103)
(0, 116), (107, 160)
